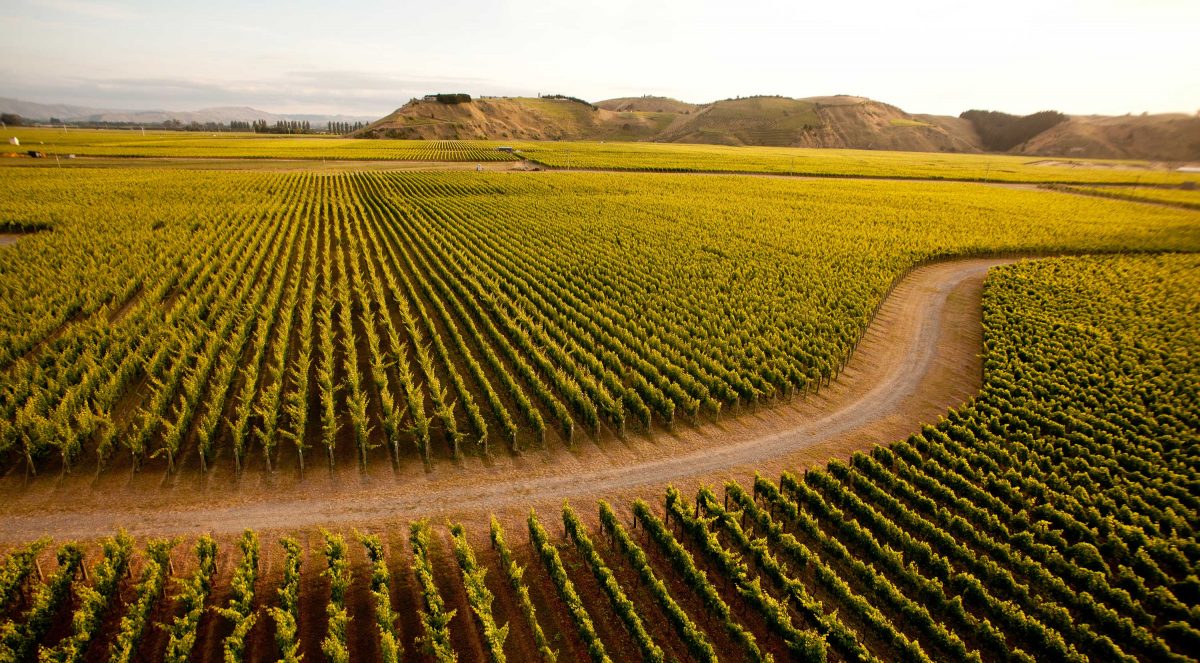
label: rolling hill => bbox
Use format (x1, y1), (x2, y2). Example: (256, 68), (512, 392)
(596, 95), (700, 114)
(360, 94), (980, 152)
(1016, 113), (1200, 161)
(360, 94), (1200, 160)
(357, 95), (678, 141)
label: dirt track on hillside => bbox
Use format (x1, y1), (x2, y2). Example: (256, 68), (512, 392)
(0, 257), (1014, 543)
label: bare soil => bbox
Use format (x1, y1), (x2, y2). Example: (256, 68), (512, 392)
(0, 258), (1008, 543)
(0, 234), (23, 246)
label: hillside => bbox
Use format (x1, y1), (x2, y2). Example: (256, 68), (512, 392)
(1014, 113), (1200, 161)
(360, 94), (1199, 160)
(361, 94), (978, 152)
(596, 95), (699, 113)
(794, 96), (981, 152)
(653, 95), (825, 146)
(358, 96), (678, 141)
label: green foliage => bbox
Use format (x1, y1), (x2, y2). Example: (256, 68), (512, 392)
(490, 517), (557, 663)
(597, 501), (718, 663)
(4, 168), (1198, 476)
(410, 521), (457, 662)
(562, 503), (663, 662)
(358, 532), (404, 663)
(959, 109), (1067, 151)
(449, 523), (507, 663)
(664, 487), (827, 662)
(161, 536), (218, 663)
(0, 543), (85, 663)
(0, 538), (50, 608)
(541, 94), (598, 110)
(631, 499), (772, 662)
(216, 531), (260, 663)
(321, 531), (351, 663)
(268, 538), (302, 663)
(528, 509), (612, 663)
(109, 538), (177, 663)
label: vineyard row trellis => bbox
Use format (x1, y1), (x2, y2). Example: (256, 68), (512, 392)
(2, 170), (1199, 478)
(0, 252), (1197, 662)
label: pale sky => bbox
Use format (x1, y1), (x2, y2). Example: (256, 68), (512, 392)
(2, 0), (1197, 118)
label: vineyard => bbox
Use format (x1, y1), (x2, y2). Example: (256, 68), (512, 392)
(511, 141), (1200, 185)
(7, 128), (1200, 184)
(2, 169), (1198, 478)
(0, 253), (1196, 661)
(1054, 185), (1200, 210)
(4, 129), (518, 162)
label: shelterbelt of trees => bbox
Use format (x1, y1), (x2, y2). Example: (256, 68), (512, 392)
(1, 253), (1196, 662)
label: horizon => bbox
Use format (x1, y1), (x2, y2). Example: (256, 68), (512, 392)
(2, 0), (1198, 119)
(6, 92), (1200, 123)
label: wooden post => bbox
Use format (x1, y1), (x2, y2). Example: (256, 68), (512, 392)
(35, 559), (44, 582)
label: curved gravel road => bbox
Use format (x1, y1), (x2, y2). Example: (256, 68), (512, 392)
(0, 257), (1015, 542)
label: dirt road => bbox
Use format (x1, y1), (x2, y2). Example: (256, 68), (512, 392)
(0, 257), (1014, 543)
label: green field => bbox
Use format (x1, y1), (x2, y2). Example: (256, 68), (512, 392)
(5, 127), (1198, 184)
(1063, 185), (1200, 209)
(515, 141), (1200, 184)
(2, 253), (1196, 662)
(4, 128), (518, 161)
(2, 168), (1198, 476)
(1, 139), (1198, 663)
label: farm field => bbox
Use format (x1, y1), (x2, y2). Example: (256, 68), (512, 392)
(1057, 185), (1200, 210)
(4, 128), (519, 162)
(2, 169), (1199, 480)
(511, 141), (1200, 184)
(1, 253), (1197, 662)
(7, 128), (1200, 184)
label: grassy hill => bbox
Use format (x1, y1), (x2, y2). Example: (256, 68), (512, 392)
(1016, 113), (1200, 161)
(359, 94), (1200, 160)
(596, 95), (699, 114)
(654, 96), (823, 146)
(362, 94), (977, 152)
(359, 96), (677, 142)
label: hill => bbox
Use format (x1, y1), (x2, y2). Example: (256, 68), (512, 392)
(596, 95), (699, 114)
(361, 94), (981, 152)
(358, 95), (678, 141)
(791, 96), (980, 152)
(1015, 113), (1200, 161)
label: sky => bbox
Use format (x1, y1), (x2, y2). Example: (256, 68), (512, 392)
(2, 0), (1198, 118)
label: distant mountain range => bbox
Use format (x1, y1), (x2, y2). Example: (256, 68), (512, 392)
(0, 97), (376, 126)
(361, 94), (1200, 161)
